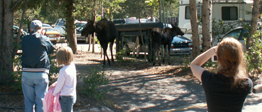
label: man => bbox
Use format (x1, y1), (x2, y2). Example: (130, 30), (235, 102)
(21, 20), (55, 112)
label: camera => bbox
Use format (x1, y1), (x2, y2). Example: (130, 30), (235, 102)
(212, 55), (218, 62)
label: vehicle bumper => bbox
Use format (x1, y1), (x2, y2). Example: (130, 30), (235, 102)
(76, 34), (86, 41)
(170, 47), (192, 55)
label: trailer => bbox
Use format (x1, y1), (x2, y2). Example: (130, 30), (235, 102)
(115, 22), (163, 61)
(178, 0), (253, 44)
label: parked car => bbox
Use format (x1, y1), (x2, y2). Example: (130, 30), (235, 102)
(170, 36), (192, 55)
(212, 27), (248, 51)
(121, 35), (192, 56)
(75, 21), (88, 43)
(54, 18), (88, 43)
(42, 23), (61, 44)
(54, 18), (66, 37)
(42, 23), (52, 28)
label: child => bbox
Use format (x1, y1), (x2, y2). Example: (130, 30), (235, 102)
(50, 47), (77, 112)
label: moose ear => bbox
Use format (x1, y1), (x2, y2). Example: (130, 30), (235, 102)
(171, 23), (178, 28)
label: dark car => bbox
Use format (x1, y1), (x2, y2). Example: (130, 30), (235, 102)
(170, 36), (192, 55)
(212, 27), (248, 51)
(75, 21), (88, 43)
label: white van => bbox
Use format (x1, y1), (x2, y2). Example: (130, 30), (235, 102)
(178, 0), (253, 44)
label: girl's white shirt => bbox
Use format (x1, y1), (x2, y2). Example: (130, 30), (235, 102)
(53, 62), (77, 96)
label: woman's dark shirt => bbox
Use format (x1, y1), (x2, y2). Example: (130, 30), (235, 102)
(201, 70), (253, 112)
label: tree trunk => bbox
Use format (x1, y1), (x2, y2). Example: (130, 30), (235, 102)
(151, 2), (154, 21)
(159, 0), (162, 22)
(202, 0), (211, 51)
(189, 0), (200, 58)
(88, 34), (91, 51)
(92, 0), (96, 53)
(246, 0), (260, 50)
(66, 0), (77, 54)
(0, 0), (14, 84)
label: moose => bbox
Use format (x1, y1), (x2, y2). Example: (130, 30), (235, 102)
(81, 19), (117, 67)
(151, 23), (184, 65)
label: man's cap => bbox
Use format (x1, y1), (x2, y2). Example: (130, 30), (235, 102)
(30, 20), (42, 30)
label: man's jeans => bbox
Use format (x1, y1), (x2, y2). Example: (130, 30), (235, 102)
(60, 95), (77, 112)
(22, 72), (49, 112)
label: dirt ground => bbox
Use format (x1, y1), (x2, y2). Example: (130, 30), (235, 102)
(1, 44), (262, 112)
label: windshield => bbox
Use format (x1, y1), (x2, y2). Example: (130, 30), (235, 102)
(57, 19), (65, 26)
(75, 23), (86, 31)
(225, 29), (242, 40)
(42, 24), (51, 27)
(75, 23), (86, 28)
(44, 28), (56, 32)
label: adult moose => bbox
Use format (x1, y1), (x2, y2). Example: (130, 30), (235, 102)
(151, 23), (184, 65)
(81, 19), (117, 67)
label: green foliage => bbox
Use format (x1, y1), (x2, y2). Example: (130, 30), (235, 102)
(49, 53), (61, 82)
(116, 48), (130, 61)
(82, 67), (109, 100)
(181, 56), (191, 71)
(212, 19), (235, 38)
(245, 31), (262, 77)
(204, 60), (218, 70)
(12, 55), (23, 91)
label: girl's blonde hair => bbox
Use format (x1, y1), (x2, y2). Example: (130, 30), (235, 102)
(216, 37), (247, 85)
(56, 47), (74, 65)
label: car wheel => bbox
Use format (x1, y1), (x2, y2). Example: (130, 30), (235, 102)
(85, 37), (89, 43)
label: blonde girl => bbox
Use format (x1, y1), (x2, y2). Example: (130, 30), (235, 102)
(50, 47), (77, 112)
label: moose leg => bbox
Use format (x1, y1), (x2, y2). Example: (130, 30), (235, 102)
(101, 43), (110, 66)
(110, 42), (114, 62)
(152, 43), (156, 65)
(162, 45), (166, 64)
(157, 44), (161, 65)
(168, 44), (171, 65)
(103, 48), (110, 66)
(136, 36), (140, 57)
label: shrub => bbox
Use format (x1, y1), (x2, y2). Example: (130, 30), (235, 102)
(82, 67), (109, 100)
(245, 30), (262, 78)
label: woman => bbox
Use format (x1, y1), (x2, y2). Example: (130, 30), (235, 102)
(190, 37), (253, 112)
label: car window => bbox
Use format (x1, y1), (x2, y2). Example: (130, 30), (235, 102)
(241, 29), (249, 39)
(225, 29), (242, 40)
(76, 23), (86, 31)
(75, 23), (86, 28)
(42, 24), (51, 28)
(44, 28), (55, 32)
(57, 19), (65, 26)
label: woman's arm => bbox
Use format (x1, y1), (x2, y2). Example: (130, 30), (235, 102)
(190, 46), (217, 82)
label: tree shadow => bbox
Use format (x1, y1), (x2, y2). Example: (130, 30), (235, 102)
(98, 70), (207, 112)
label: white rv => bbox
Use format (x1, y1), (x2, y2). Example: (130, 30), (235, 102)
(178, 0), (253, 43)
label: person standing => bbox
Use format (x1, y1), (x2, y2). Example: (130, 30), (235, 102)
(190, 37), (253, 112)
(49, 47), (77, 112)
(21, 20), (55, 112)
